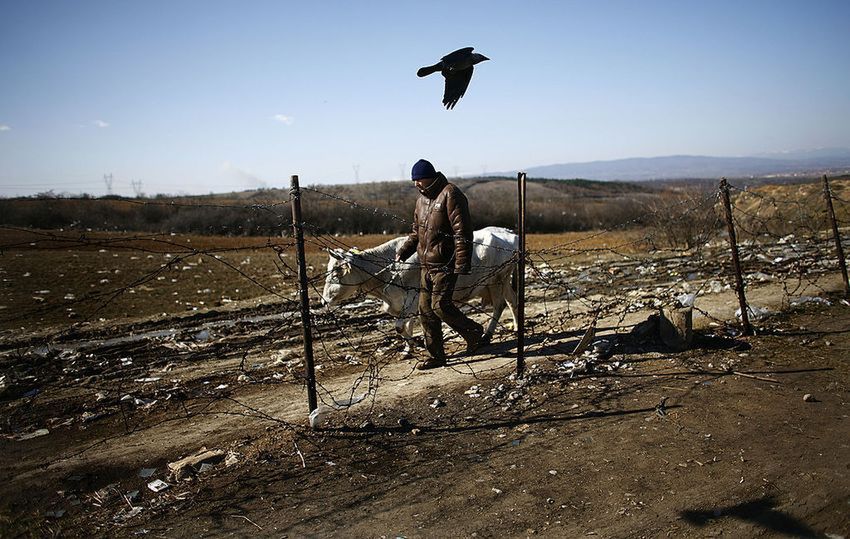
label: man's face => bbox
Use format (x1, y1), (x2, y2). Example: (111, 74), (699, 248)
(414, 177), (437, 191)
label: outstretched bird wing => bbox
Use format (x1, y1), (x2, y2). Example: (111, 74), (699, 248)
(443, 66), (474, 109)
(441, 47), (475, 64)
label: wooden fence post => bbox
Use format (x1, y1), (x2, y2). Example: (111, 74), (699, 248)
(719, 178), (753, 335)
(516, 172), (527, 378)
(822, 175), (850, 297)
(290, 175), (318, 413)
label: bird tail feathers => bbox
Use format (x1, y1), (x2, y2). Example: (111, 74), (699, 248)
(417, 63), (441, 77)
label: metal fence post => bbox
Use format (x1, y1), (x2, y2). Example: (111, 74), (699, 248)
(290, 175), (318, 412)
(719, 178), (753, 335)
(516, 172), (527, 378)
(822, 175), (850, 297)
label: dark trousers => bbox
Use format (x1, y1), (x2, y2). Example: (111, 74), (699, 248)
(419, 270), (483, 360)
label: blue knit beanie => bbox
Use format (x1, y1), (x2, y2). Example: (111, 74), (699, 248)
(411, 159), (437, 181)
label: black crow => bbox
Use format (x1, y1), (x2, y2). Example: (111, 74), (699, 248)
(417, 47), (489, 109)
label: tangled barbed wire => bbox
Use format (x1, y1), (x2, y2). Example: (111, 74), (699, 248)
(0, 175), (847, 457)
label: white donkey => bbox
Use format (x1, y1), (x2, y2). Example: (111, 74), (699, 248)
(321, 227), (518, 354)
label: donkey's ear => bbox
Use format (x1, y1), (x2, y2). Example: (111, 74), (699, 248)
(328, 248), (344, 260)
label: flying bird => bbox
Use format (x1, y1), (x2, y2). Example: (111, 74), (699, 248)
(417, 47), (490, 109)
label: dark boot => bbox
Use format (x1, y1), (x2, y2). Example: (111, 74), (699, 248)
(417, 356), (447, 370)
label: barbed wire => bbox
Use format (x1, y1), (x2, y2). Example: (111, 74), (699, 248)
(2, 175), (848, 466)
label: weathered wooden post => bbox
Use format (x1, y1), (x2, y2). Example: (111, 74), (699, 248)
(822, 175), (850, 297)
(719, 178), (753, 335)
(516, 172), (527, 378)
(290, 175), (318, 412)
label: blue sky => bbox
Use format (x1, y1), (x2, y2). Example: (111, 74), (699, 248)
(1, 0), (849, 196)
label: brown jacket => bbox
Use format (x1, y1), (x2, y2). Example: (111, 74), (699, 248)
(397, 173), (474, 274)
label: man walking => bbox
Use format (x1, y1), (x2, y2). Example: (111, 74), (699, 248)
(396, 159), (485, 370)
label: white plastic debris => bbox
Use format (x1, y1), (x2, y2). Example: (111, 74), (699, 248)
(113, 506), (143, 522)
(308, 405), (333, 428)
(790, 296), (831, 307)
(331, 393), (367, 408)
(736, 305), (771, 321)
(147, 479), (169, 493)
(224, 451), (240, 467)
(676, 293), (696, 308)
(307, 393), (368, 429)
(15, 428), (50, 441)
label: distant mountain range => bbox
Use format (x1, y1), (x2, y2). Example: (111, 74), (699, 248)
(500, 148), (850, 182)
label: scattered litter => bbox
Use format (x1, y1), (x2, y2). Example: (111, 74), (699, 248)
(676, 293), (696, 308)
(309, 405), (332, 428)
(270, 349), (297, 366)
(591, 338), (615, 358)
(790, 296), (831, 307)
(168, 447), (225, 481)
(121, 395), (156, 407)
(736, 305), (771, 321)
(113, 506), (143, 522)
(214, 384), (229, 390)
(330, 393), (367, 408)
(81, 410), (111, 422)
(492, 488), (503, 495)
(119, 357), (133, 367)
(224, 451), (240, 467)
(146, 479), (169, 493)
(45, 509), (66, 518)
(344, 354), (361, 365)
(655, 397), (669, 418)
(137, 468), (156, 478)
(134, 377), (161, 383)
(93, 484), (120, 506)
(803, 394), (817, 403)
(571, 321), (597, 356)
(15, 428), (49, 441)
(194, 330), (211, 342)
(548, 470), (558, 476)
(464, 385), (481, 397)
(430, 398), (445, 409)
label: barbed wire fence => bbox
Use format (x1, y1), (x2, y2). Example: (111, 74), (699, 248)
(0, 174), (847, 457)
(286, 173), (849, 426)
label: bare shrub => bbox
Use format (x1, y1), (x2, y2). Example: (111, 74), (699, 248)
(642, 188), (723, 250)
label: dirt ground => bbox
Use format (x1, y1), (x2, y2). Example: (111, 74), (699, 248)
(1, 229), (849, 538)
